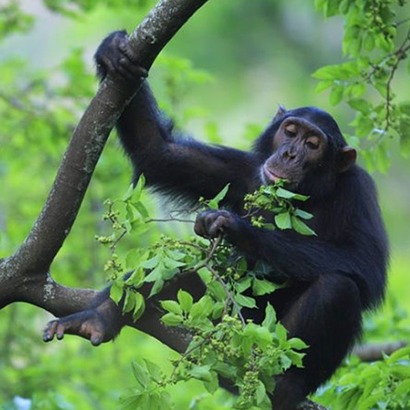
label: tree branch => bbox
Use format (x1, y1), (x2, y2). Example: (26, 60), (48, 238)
(352, 341), (408, 362)
(9, 0), (209, 276)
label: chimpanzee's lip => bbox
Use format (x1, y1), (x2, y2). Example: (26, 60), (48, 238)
(263, 165), (286, 183)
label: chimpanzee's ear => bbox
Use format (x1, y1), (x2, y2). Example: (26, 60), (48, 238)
(273, 105), (287, 122)
(338, 146), (357, 173)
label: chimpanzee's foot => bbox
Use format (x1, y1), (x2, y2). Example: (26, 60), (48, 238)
(43, 298), (123, 346)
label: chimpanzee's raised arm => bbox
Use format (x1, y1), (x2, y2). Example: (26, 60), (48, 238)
(95, 31), (259, 208)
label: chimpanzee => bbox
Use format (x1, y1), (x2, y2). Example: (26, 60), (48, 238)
(44, 31), (388, 410)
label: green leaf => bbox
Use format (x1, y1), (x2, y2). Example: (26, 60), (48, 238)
(134, 174), (146, 199)
(134, 201), (150, 219)
(144, 266), (163, 283)
(275, 212), (292, 230)
(246, 323), (273, 346)
(141, 255), (160, 270)
(256, 380), (267, 405)
(131, 360), (150, 390)
(144, 359), (163, 384)
(252, 278), (279, 296)
(399, 116), (410, 157)
(207, 183), (230, 209)
(125, 249), (143, 269)
(213, 362), (238, 380)
(315, 80), (333, 93)
(133, 293), (145, 321)
(203, 371), (219, 394)
(387, 346), (410, 364)
(262, 303), (277, 332)
(275, 187), (297, 199)
(123, 290), (137, 313)
(190, 296), (214, 319)
(313, 65), (338, 80)
(235, 276), (252, 293)
(189, 365), (212, 382)
(235, 294), (257, 309)
(294, 209), (313, 220)
(208, 281), (226, 301)
(198, 267), (212, 284)
(349, 83), (366, 98)
(160, 300), (183, 315)
(329, 85), (344, 106)
(161, 312), (183, 326)
(286, 350), (305, 368)
(276, 188), (309, 201)
(395, 379), (410, 396)
(338, 0), (351, 15)
(291, 216), (316, 236)
(364, 33), (375, 52)
(125, 267), (145, 287)
(167, 249), (186, 261)
(177, 289), (193, 313)
(163, 256), (185, 270)
(326, 0), (341, 16)
(288, 337), (308, 350)
(212, 302), (225, 319)
(275, 323), (288, 344)
(348, 98), (370, 113)
(149, 278), (165, 297)
(110, 281), (124, 304)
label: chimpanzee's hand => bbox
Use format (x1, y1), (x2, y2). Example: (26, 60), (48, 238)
(194, 210), (242, 239)
(94, 30), (148, 83)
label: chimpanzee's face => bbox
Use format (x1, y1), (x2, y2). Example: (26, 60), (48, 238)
(260, 117), (328, 189)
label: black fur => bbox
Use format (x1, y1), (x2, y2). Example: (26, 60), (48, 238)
(95, 31), (389, 410)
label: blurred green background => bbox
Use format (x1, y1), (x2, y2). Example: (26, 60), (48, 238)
(0, 0), (409, 408)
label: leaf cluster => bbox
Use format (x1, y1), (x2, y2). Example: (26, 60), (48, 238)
(314, 0), (410, 171)
(42, 0), (151, 16)
(126, 303), (306, 410)
(0, 1), (33, 38)
(244, 181), (315, 236)
(317, 346), (410, 410)
(99, 182), (310, 409)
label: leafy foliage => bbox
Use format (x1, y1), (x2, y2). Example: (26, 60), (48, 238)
(317, 346), (410, 410)
(244, 181), (315, 236)
(0, 0), (33, 38)
(42, 0), (151, 16)
(122, 307), (307, 410)
(314, 0), (410, 171)
(96, 181), (315, 409)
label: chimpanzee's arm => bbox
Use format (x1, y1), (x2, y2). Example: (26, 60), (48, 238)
(118, 83), (259, 205)
(194, 210), (386, 308)
(95, 31), (259, 206)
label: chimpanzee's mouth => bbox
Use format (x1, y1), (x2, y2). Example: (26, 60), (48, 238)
(263, 165), (286, 184)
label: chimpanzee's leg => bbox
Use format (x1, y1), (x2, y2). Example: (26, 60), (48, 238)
(270, 274), (362, 410)
(43, 270), (205, 349)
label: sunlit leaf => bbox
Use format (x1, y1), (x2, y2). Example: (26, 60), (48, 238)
(177, 289), (193, 313)
(161, 312), (183, 326)
(275, 212), (292, 230)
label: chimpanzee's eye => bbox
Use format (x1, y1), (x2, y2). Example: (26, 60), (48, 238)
(305, 135), (320, 150)
(284, 123), (297, 138)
